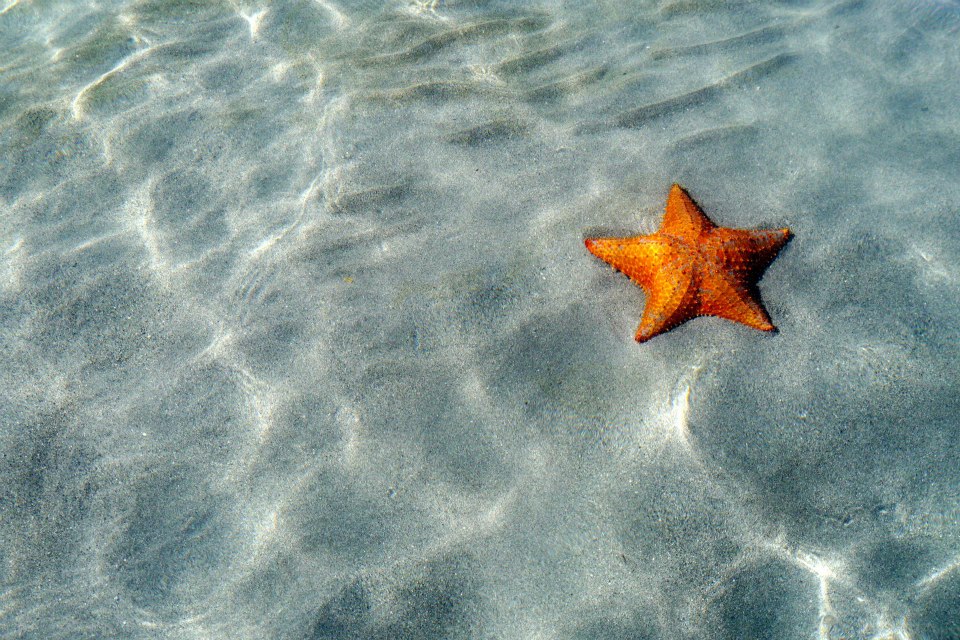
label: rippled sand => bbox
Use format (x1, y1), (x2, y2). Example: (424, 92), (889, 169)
(2, 1), (960, 638)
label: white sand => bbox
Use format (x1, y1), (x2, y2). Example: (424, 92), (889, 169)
(2, 1), (960, 638)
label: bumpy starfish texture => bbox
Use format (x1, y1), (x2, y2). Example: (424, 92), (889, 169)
(585, 184), (791, 343)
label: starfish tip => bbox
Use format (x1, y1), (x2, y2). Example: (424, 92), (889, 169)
(584, 237), (605, 259)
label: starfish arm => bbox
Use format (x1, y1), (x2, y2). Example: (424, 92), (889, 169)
(697, 269), (775, 331)
(635, 256), (699, 342)
(584, 235), (673, 289)
(709, 227), (791, 279)
(659, 183), (716, 240)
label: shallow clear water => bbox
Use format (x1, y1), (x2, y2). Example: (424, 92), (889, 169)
(2, 1), (960, 638)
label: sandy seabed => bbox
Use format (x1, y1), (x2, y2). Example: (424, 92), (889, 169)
(2, 1), (960, 638)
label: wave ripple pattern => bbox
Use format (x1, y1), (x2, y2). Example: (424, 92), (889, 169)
(2, 1), (960, 639)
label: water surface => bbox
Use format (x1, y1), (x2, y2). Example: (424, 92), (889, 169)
(2, 1), (960, 638)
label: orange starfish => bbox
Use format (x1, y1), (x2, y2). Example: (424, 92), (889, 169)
(585, 184), (791, 343)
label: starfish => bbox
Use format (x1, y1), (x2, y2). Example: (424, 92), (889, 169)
(585, 184), (791, 343)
